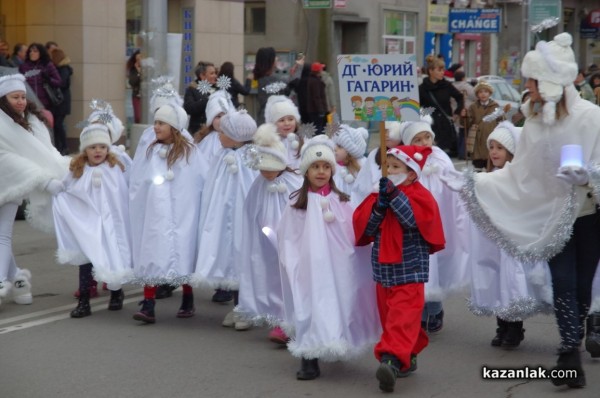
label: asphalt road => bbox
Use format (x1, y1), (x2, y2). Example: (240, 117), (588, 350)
(0, 220), (598, 398)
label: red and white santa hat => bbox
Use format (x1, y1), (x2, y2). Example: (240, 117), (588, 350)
(386, 145), (432, 180)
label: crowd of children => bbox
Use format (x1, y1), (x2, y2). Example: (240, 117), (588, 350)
(4, 34), (600, 394)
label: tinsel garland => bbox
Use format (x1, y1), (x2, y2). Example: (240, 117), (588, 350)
(460, 169), (577, 263)
(466, 296), (554, 323)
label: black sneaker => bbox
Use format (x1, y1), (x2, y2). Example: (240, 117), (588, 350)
(133, 299), (156, 323)
(397, 354), (417, 378)
(211, 288), (233, 303)
(108, 289), (125, 311)
(427, 310), (444, 333)
(376, 359), (399, 392)
(176, 293), (195, 318)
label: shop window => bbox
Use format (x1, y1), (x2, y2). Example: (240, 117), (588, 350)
(245, 1), (266, 34)
(383, 10), (416, 54)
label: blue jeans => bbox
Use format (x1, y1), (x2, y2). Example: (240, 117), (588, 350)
(421, 301), (443, 322)
(548, 211), (600, 349)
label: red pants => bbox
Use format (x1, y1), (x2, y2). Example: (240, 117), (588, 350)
(374, 282), (429, 371)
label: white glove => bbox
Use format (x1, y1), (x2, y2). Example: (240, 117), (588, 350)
(556, 166), (589, 186)
(439, 169), (465, 192)
(44, 179), (65, 196)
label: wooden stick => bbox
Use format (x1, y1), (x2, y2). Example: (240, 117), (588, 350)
(380, 121), (387, 177)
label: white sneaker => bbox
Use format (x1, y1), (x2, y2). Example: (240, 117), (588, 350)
(12, 269), (33, 305)
(222, 310), (235, 327)
(233, 313), (252, 331)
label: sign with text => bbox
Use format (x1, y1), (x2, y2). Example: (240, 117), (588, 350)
(448, 9), (501, 34)
(427, 3), (449, 34)
(303, 0), (331, 9)
(337, 54), (420, 122)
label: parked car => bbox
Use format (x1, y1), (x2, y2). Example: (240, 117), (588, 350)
(474, 75), (521, 120)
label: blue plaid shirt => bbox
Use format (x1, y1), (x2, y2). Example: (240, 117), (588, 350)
(364, 191), (430, 287)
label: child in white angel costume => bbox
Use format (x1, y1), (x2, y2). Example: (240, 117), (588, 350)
(235, 123), (303, 343)
(332, 124), (368, 197)
(264, 95), (303, 170)
(277, 135), (380, 380)
(53, 124), (132, 318)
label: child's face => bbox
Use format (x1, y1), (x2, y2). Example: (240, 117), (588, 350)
(213, 113), (224, 132)
(260, 169), (280, 181)
(365, 100), (374, 108)
(85, 144), (109, 166)
(488, 140), (509, 169)
(276, 116), (297, 137)
(218, 131), (241, 149)
(387, 155), (416, 185)
(334, 145), (348, 163)
(477, 89), (491, 102)
(6, 91), (27, 114)
(306, 160), (332, 190)
(154, 120), (174, 144)
(411, 131), (434, 147)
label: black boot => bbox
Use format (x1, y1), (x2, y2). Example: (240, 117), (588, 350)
(155, 284), (177, 299)
(296, 358), (320, 380)
(585, 313), (600, 358)
(491, 318), (508, 347)
(133, 299), (156, 323)
(108, 289), (125, 311)
(176, 292), (195, 318)
(376, 354), (400, 392)
(550, 347), (586, 388)
(70, 294), (91, 318)
(501, 321), (525, 349)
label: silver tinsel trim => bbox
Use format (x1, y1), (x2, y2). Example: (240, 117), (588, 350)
(530, 17), (559, 34)
(233, 305), (284, 328)
(324, 121), (341, 139)
(129, 275), (192, 287)
(241, 144), (262, 169)
(466, 297), (553, 322)
(216, 75), (232, 91)
(482, 107), (505, 123)
(420, 106), (436, 118)
(297, 123), (316, 140)
(23, 69), (41, 78)
(263, 81), (287, 94)
(461, 169), (577, 263)
(587, 163), (600, 206)
(196, 79), (213, 95)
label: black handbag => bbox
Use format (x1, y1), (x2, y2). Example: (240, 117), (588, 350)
(43, 80), (64, 106)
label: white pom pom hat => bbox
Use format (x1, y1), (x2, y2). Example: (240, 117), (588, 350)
(333, 125), (368, 159)
(206, 90), (234, 128)
(154, 103), (189, 132)
(401, 114), (435, 146)
(487, 121), (521, 155)
(299, 135), (336, 175)
(79, 123), (111, 152)
(265, 95), (301, 124)
(521, 32), (578, 125)
(0, 74), (26, 98)
(253, 123), (288, 171)
(385, 121), (402, 141)
(221, 109), (257, 142)
(88, 107), (125, 144)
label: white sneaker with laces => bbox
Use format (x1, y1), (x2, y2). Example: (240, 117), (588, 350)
(222, 310), (235, 327)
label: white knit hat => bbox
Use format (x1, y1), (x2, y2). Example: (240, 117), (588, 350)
(265, 95), (301, 124)
(87, 106), (125, 144)
(521, 32), (578, 125)
(154, 104), (189, 132)
(221, 109), (257, 142)
(487, 121), (521, 155)
(401, 115), (435, 145)
(206, 90), (234, 128)
(299, 135), (336, 175)
(333, 125), (368, 159)
(252, 123), (288, 171)
(79, 123), (111, 151)
(0, 74), (26, 98)
(385, 121), (402, 141)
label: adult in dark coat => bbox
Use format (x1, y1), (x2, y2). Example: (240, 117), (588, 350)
(419, 55), (464, 157)
(183, 61), (217, 135)
(50, 48), (72, 154)
(305, 63), (328, 134)
(18, 43), (62, 111)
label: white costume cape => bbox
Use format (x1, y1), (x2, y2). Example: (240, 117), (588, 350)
(277, 192), (381, 361)
(351, 148), (380, 208)
(332, 157), (366, 199)
(235, 171), (303, 325)
(192, 147), (259, 289)
(129, 133), (206, 285)
(282, 138), (301, 170)
(53, 163), (133, 289)
(0, 110), (70, 233)
(464, 86), (600, 263)
(421, 146), (470, 300)
(196, 130), (223, 167)
(110, 144), (132, 182)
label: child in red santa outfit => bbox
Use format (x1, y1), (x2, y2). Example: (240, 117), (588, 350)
(353, 145), (445, 393)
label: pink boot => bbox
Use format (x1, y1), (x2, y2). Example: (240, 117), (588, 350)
(268, 326), (289, 345)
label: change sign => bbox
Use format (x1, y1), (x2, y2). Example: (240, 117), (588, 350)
(448, 9), (501, 34)
(337, 54), (420, 122)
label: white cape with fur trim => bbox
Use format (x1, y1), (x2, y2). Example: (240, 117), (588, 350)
(52, 163), (133, 289)
(463, 86), (600, 262)
(110, 144), (132, 181)
(351, 148), (380, 208)
(333, 157), (366, 198)
(129, 136), (206, 285)
(0, 111), (70, 232)
(235, 171), (303, 325)
(196, 130), (223, 167)
(421, 146), (470, 300)
(192, 147), (259, 289)
(277, 192), (380, 361)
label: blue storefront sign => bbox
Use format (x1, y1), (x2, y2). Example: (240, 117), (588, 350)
(448, 9), (501, 34)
